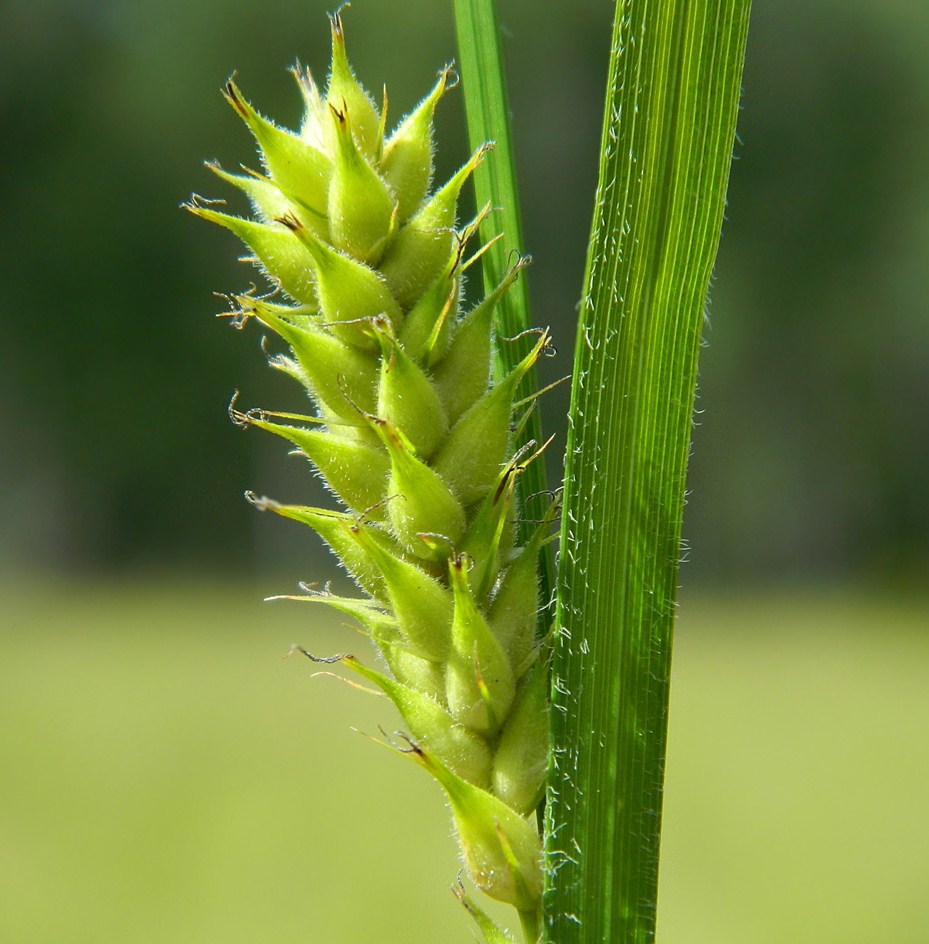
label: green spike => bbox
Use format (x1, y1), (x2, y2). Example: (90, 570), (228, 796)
(223, 79), (331, 216)
(374, 319), (448, 460)
(205, 162), (291, 223)
(491, 657), (549, 815)
(381, 643), (446, 702)
(327, 103), (397, 264)
(235, 409), (388, 514)
(406, 742), (542, 911)
(193, 23), (557, 932)
(409, 143), (493, 232)
(380, 66), (452, 222)
(187, 206), (318, 305)
(432, 331), (549, 506)
(342, 656), (492, 788)
(398, 255), (460, 366)
(369, 417), (465, 559)
(243, 299), (378, 423)
(247, 496), (394, 600)
(269, 592), (397, 645)
(347, 522), (453, 662)
(326, 10), (381, 161)
(445, 556), (515, 735)
(205, 162), (330, 239)
(433, 257), (528, 423)
(282, 216), (402, 348)
(489, 501), (558, 677)
(459, 462), (519, 603)
(379, 143), (491, 307)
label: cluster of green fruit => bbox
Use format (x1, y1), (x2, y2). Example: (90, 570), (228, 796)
(189, 12), (552, 936)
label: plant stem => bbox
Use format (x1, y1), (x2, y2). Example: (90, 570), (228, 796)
(545, 2), (751, 943)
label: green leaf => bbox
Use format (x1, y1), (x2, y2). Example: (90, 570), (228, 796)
(453, 0), (553, 611)
(545, 2), (751, 944)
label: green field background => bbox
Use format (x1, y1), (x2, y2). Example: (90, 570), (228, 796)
(2, 0), (927, 940)
(4, 582), (927, 943)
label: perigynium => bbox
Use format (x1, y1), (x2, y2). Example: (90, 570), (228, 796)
(187, 11), (553, 942)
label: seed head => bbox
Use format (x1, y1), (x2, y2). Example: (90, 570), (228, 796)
(190, 11), (552, 932)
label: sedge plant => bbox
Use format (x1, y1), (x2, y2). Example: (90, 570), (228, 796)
(188, 9), (551, 941)
(188, 2), (750, 942)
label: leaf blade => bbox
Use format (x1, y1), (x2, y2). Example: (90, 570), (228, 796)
(453, 0), (553, 610)
(545, 2), (752, 943)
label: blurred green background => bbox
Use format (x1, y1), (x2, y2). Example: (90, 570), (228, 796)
(1, 0), (927, 941)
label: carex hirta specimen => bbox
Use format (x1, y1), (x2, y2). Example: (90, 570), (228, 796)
(187, 11), (553, 942)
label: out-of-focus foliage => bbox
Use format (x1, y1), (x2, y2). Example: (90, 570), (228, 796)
(3, 581), (927, 942)
(689, 1), (929, 587)
(1, 0), (926, 585)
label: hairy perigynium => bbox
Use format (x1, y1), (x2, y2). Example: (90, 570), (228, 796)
(188, 12), (552, 939)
